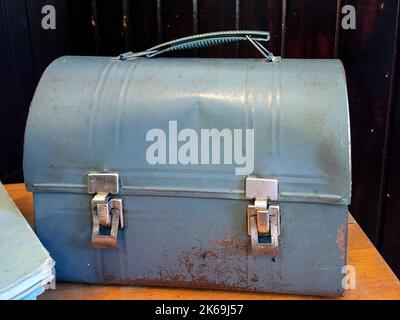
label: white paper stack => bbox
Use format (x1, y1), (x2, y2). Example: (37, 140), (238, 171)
(0, 183), (55, 300)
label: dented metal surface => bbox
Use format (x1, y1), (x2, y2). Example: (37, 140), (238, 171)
(32, 194), (348, 296)
(24, 56), (351, 203)
(24, 55), (351, 296)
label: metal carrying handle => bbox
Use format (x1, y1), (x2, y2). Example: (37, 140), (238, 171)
(115, 30), (279, 62)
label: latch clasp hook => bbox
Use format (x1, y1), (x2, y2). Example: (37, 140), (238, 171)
(88, 173), (124, 249)
(246, 177), (281, 256)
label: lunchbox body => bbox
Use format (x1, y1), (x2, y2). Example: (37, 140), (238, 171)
(34, 193), (348, 296)
(24, 55), (351, 296)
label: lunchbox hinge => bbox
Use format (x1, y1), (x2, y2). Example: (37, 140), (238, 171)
(87, 173), (124, 249)
(245, 177), (280, 256)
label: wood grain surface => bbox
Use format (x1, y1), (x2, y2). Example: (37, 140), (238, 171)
(4, 183), (400, 300)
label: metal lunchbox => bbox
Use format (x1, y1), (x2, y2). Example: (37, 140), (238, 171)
(23, 31), (351, 296)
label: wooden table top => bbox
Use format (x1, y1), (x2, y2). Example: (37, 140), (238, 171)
(4, 183), (400, 300)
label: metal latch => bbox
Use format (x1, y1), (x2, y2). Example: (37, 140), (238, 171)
(245, 177), (280, 256)
(87, 173), (124, 249)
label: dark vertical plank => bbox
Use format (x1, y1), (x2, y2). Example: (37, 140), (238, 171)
(96, 0), (124, 56)
(68, 0), (96, 55)
(122, 0), (132, 51)
(340, 0), (400, 242)
(193, 0), (198, 35)
(238, 0), (282, 58)
(129, 0), (158, 52)
(157, 0), (162, 42)
(333, 0), (342, 58)
(381, 81), (400, 277)
(161, 0), (193, 40)
(0, 0), (36, 183)
(160, 0), (194, 57)
(197, 0), (237, 57)
(90, 0), (100, 54)
(285, 0), (338, 58)
(380, 4), (400, 278)
(281, 0), (287, 57)
(377, 5), (400, 244)
(26, 0), (72, 80)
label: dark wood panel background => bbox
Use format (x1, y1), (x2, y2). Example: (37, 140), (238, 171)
(1, 0), (399, 278)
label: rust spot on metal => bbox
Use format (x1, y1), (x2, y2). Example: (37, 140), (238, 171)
(336, 224), (347, 261)
(184, 259), (194, 274)
(213, 237), (235, 246)
(211, 237), (248, 251)
(101, 238), (254, 291)
(200, 250), (217, 260)
(170, 238), (251, 290)
(130, 278), (256, 292)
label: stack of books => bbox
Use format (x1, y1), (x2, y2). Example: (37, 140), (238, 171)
(0, 183), (55, 300)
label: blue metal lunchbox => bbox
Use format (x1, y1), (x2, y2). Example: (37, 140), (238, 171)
(24, 31), (351, 296)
